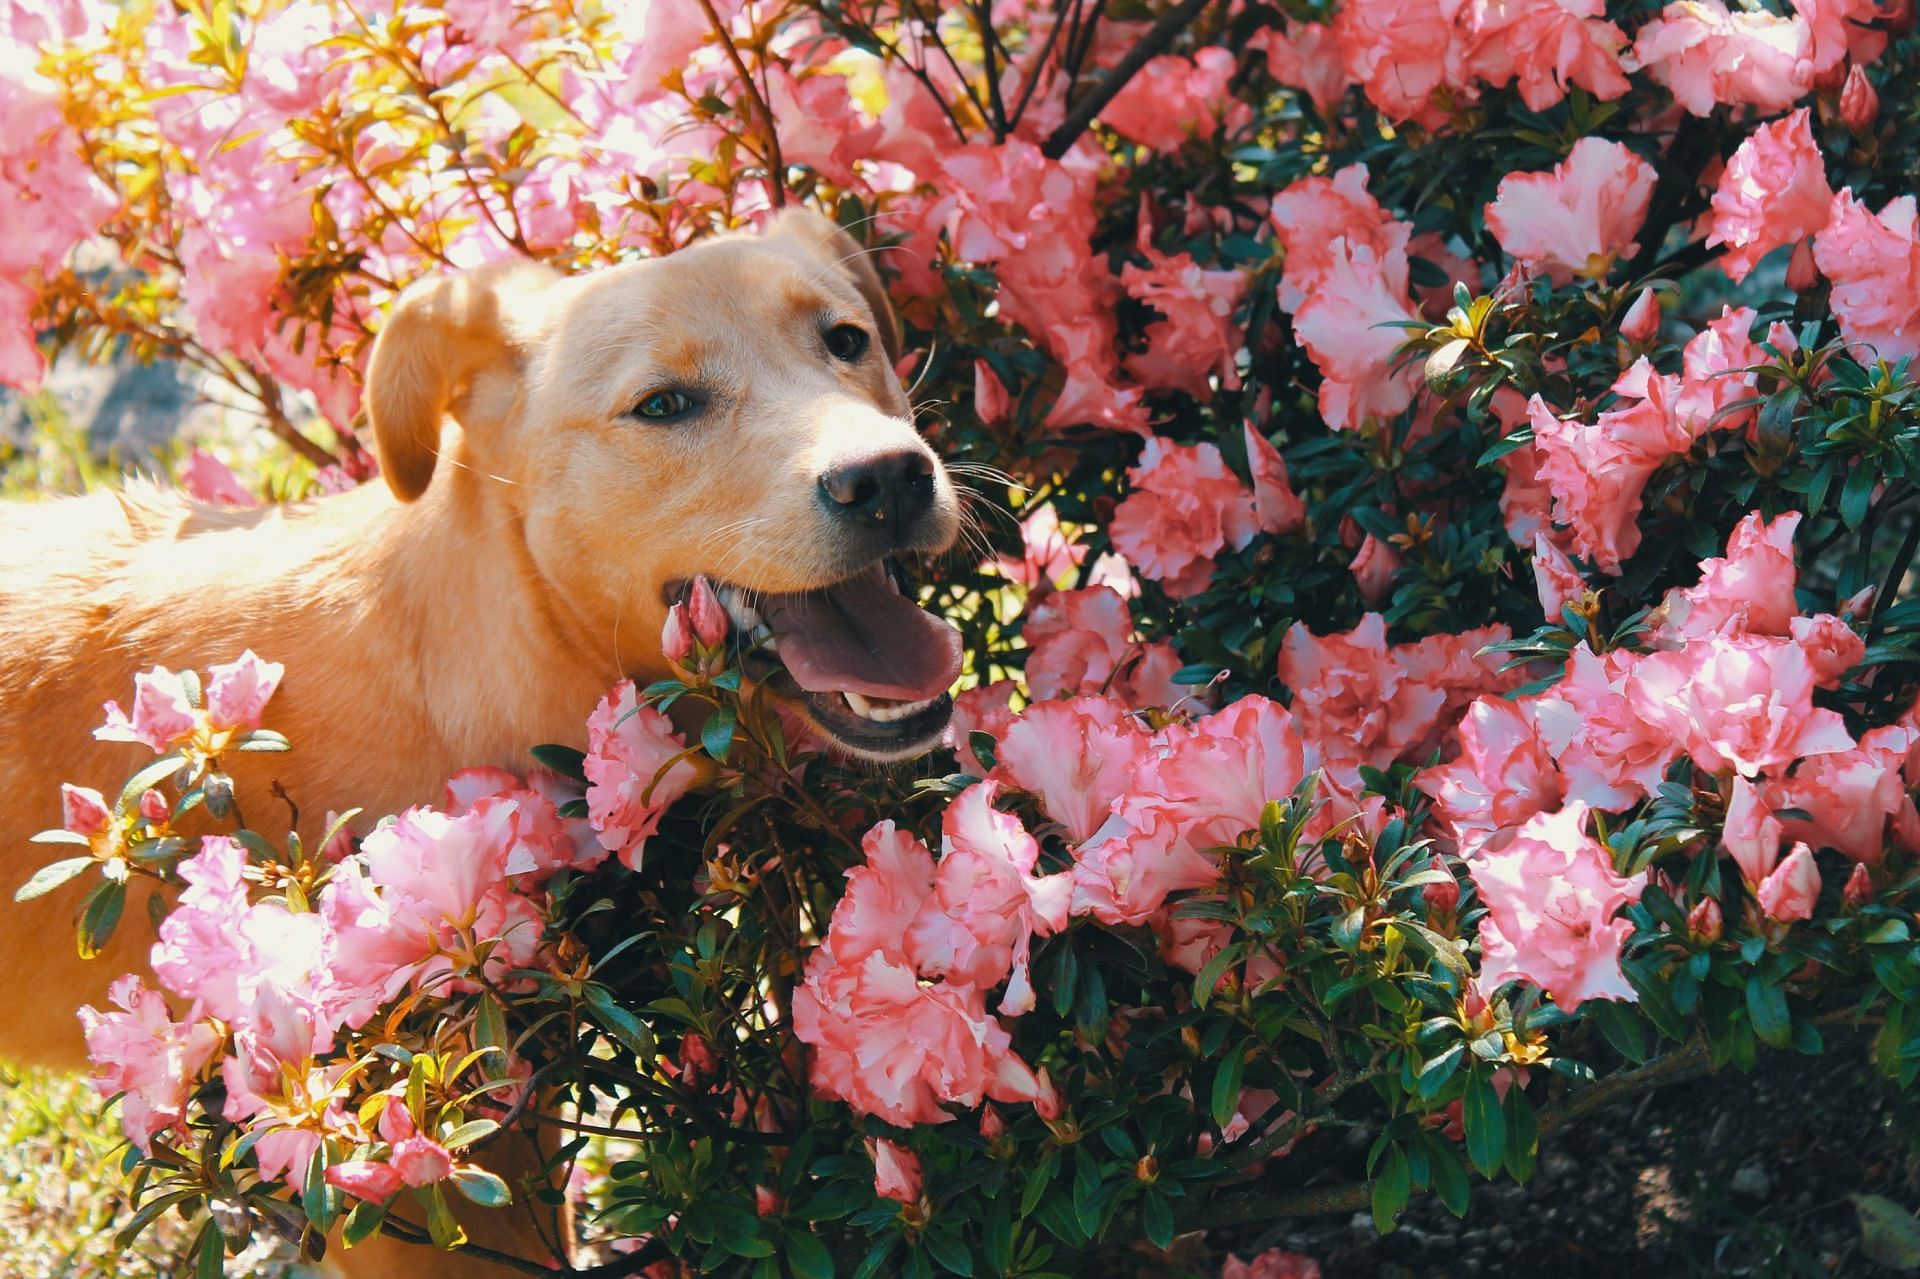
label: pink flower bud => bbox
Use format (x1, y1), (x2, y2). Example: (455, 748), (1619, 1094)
(1423, 855), (1460, 916)
(1350, 535), (1403, 606)
(377, 1095), (417, 1145)
(686, 576), (730, 649)
(680, 1033), (720, 1089)
(390, 1136), (454, 1186)
(1843, 862), (1873, 910)
(1033, 1068), (1063, 1121)
(1756, 843), (1820, 923)
(1619, 288), (1661, 342)
(661, 603), (694, 664)
(754, 1185), (783, 1217)
(979, 1106), (1006, 1141)
(1786, 239), (1820, 293)
(1840, 66), (1878, 132)
(1840, 585), (1877, 620)
(1809, 58), (1849, 93)
(326, 1159), (403, 1203)
(1687, 896), (1723, 942)
(138, 789), (170, 824)
(871, 1138), (922, 1203)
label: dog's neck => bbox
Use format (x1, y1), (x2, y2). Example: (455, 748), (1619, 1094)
(337, 473), (624, 771)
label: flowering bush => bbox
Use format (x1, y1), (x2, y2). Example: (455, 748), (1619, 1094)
(9, 0), (1920, 1275)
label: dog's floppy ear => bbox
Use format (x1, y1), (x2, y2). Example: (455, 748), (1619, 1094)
(765, 207), (903, 366)
(365, 262), (556, 501)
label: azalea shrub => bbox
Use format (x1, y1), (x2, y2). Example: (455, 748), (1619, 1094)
(9, 0), (1920, 1275)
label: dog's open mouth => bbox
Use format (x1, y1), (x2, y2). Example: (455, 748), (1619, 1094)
(664, 560), (962, 759)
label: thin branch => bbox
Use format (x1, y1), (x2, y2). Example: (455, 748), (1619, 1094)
(696, 0), (785, 209)
(1007, 1), (1072, 132)
(1040, 0), (1215, 159)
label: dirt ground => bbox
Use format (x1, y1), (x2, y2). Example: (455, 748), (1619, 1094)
(1215, 1029), (1920, 1278)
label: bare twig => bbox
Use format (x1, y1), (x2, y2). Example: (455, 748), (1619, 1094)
(1040, 0), (1216, 159)
(696, 0), (786, 209)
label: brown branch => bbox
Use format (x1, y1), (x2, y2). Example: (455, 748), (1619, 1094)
(1040, 0), (1215, 159)
(696, 0), (785, 209)
(240, 364), (344, 469)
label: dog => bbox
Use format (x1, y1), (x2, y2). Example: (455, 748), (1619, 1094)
(0, 207), (963, 1276)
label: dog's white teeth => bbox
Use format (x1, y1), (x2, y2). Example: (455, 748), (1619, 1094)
(841, 691), (938, 723)
(715, 585), (762, 632)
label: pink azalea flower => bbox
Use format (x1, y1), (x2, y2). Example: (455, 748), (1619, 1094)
(1526, 382), (1682, 574)
(994, 696), (1148, 844)
(391, 1135), (455, 1186)
(792, 947), (1049, 1126)
(1269, 166), (1410, 314)
(1069, 802), (1224, 927)
(1101, 49), (1239, 152)
(1534, 645), (1679, 809)
(871, 1138), (923, 1203)
(1245, 423), (1306, 535)
(1675, 306), (1767, 435)
(1418, 696), (1566, 854)
(444, 766), (605, 877)
(326, 1159), (403, 1203)
(1333, 0), (1461, 125)
(1222, 1249), (1324, 1279)
(1460, 0), (1631, 111)
(1791, 613), (1866, 687)
(1628, 0), (1810, 116)
(321, 805), (544, 1006)
(1109, 438), (1261, 597)
(60, 782), (111, 839)
(909, 784), (1073, 1015)
(1532, 532), (1587, 620)
(1723, 775), (1786, 885)
(945, 680), (1020, 775)
(1277, 614), (1445, 785)
(990, 504), (1086, 589)
(582, 679), (699, 869)
(1756, 842), (1820, 922)
(1765, 723), (1918, 863)
(179, 448), (258, 508)
(1023, 586), (1137, 702)
(1485, 138), (1656, 283)
(1289, 239), (1423, 431)
(78, 975), (221, 1152)
(95, 651), (284, 753)
(1626, 633), (1856, 779)
(1470, 804), (1647, 1010)
(1145, 695), (1312, 852)
(1121, 246), (1247, 397)
(1708, 110), (1834, 284)
(1811, 190), (1920, 365)
(1657, 510), (1801, 642)
(821, 822), (936, 967)
(1253, 22), (1352, 117)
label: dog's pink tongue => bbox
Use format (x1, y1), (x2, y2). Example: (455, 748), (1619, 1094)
(766, 566), (963, 702)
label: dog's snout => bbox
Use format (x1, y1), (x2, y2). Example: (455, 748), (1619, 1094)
(818, 449), (936, 538)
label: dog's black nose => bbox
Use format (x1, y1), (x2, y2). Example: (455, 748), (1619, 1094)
(818, 449), (936, 539)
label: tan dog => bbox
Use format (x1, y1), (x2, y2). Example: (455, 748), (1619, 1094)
(0, 208), (962, 1275)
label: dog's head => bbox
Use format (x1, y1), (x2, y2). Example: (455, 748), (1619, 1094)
(364, 209), (964, 760)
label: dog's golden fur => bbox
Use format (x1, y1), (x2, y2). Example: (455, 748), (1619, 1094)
(0, 209), (956, 1276)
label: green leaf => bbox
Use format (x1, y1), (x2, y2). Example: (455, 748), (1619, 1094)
(1587, 999), (1649, 1064)
(195, 1221), (225, 1279)
(1746, 979), (1793, 1050)
(450, 1167), (512, 1207)
(76, 877), (126, 959)
(1427, 1142), (1471, 1217)
(1211, 1051), (1246, 1130)
(423, 1183), (466, 1249)
(529, 744), (588, 781)
(1463, 1072), (1505, 1178)
(1854, 1193), (1920, 1271)
(1142, 1188), (1174, 1249)
(1371, 1145), (1411, 1232)
(1193, 944), (1239, 1006)
(14, 856), (95, 902)
(115, 755), (187, 818)
(922, 1225), (974, 1275)
(1504, 1080), (1538, 1184)
(441, 1119), (500, 1150)
(967, 730), (998, 772)
(703, 705), (738, 761)
(342, 1199), (388, 1249)
(785, 1231), (834, 1279)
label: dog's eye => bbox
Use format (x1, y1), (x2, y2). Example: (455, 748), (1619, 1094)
(824, 323), (870, 363)
(631, 390), (701, 421)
